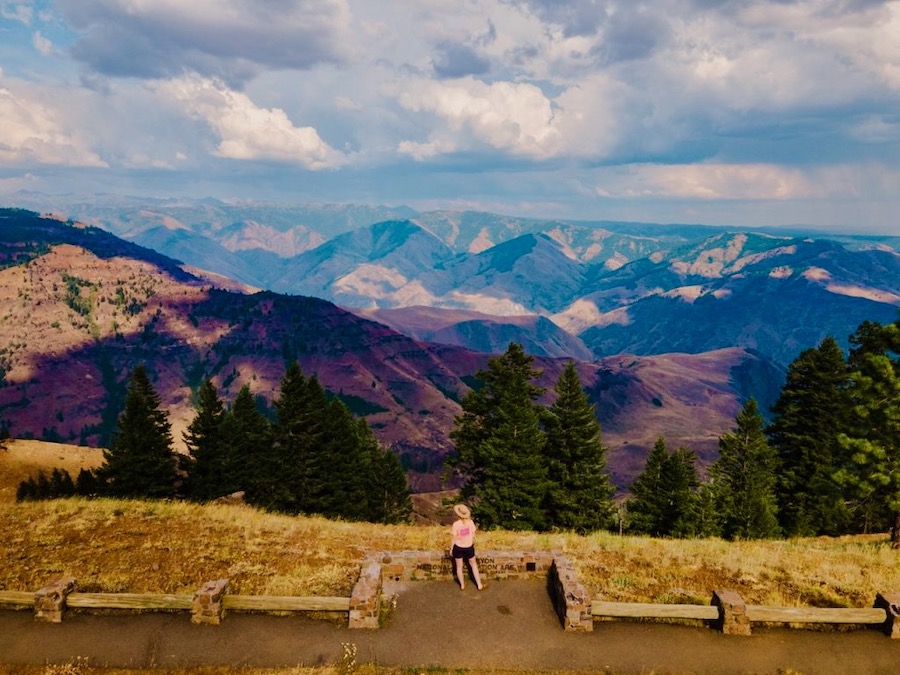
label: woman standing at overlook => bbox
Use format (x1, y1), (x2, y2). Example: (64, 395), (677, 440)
(450, 503), (485, 591)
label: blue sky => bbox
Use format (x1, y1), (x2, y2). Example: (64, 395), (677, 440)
(1, 0), (899, 233)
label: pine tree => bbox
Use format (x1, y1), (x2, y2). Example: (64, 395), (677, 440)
(98, 364), (177, 498)
(358, 419), (412, 524)
(315, 396), (370, 520)
(75, 468), (100, 497)
(837, 320), (900, 542)
(694, 481), (722, 538)
(543, 361), (614, 533)
(223, 385), (275, 508)
(270, 362), (318, 514)
(627, 438), (700, 537)
(768, 337), (851, 536)
(183, 379), (228, 501)
(664, 446), (701, 538)
(711, 399), (780, 540)
(627, 437), (671, 536)
(450, 343), (549, 531)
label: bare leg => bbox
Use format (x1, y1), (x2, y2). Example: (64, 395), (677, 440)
(454, 557), (465, 589)
(470, 557), (484, 590)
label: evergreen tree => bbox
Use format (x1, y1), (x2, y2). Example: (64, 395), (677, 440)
(224, 385), (275, 508)
(664, 446), (701, 538)
(450, 343), (549, 531)
(183, 379), (228, 501)
(711, 399), (780, 540)
(358, 419), (412, 524)
(98, 364), (177, 498)
(270, 362), (317, 514)
(316, 396), (370, 520)
(627, 437), (671, 536)
(16, 475), (37, 501)
(628, 438), (700, 537)
(75, 467), (100, 497)
(50, 467), (76, 497)
(543, 361), (615, 532)
(767, 337), (851, 536)
(837, 320), (900, 542)
(694, 481), (722, 538)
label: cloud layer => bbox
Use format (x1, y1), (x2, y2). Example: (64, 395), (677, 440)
(0, 0), (898, 232)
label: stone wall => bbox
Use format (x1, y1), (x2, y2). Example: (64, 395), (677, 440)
(377, 549), (556, 583)
(354, 550), (590, 631)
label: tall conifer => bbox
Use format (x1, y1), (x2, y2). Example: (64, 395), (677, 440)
(838, 320), (900, 542)
(225, 385), (275, 508)
(183, 379), (228, 501)
(768, 337), (851, 536)
(711, 399), (780, 539)
(98, 364), (177, 498)
(628, 437), (699, 537)
(543, 361), (614, 532)
(450, 343), (548, 531)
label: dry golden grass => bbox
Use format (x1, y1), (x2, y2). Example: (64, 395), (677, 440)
(1, 495), (898, 609)
(1, 438), (898, 609)
(0, 667), (648, 675)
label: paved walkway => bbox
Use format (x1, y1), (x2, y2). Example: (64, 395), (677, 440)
(3, 579), (900, 674)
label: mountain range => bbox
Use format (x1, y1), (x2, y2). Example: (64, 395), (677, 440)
(0, 207), (789, 490)
(12, 193), (899, 372)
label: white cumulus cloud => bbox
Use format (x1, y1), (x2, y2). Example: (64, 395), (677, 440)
(158, 75), (346, 169)
(0, 84), (107, 168)
(398, 77), (561, 158)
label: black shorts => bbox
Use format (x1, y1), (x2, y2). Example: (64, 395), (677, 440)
(451, 544), (475, 560)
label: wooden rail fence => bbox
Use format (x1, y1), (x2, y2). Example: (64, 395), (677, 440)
(2, 557), (899, 638)
(0, 581), (351, 626)
(592, 589), (900, 637)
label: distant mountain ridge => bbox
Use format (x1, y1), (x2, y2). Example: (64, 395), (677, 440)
(0, 208), (785, 490)
(8, 194), (899, 371)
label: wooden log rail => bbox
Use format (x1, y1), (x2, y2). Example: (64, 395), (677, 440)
(592, 591), (900, 637)
(746, 605), (887, 625)
(0, 586), (350, 623)
(592, 600), (719, 621)
(592, 601), (888, 624)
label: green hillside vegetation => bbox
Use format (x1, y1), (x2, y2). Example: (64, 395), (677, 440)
(16, 361), (412, 526)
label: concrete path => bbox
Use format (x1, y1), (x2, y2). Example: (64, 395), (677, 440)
(3, 579), (900, 674)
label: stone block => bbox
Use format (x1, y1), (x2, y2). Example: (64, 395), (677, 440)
(548, 557), (592, 632)
(712, 589), (751, 636)
(192, 579), (229, 625)
(349, 557), (383, 629)
(874, 592), (900, 638)
(34, 577), (76, 623)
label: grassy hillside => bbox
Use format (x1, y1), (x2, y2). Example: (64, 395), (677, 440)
(2, 439), (898, 608)
(0, 440), (103, 504)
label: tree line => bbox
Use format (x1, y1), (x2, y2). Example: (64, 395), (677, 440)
(452, 318), (900, 544)
(17, 316), (900, 542)
(17, 362), (412, 525)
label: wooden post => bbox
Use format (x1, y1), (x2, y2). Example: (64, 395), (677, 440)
(712, 589), (751, 636)
(34, 577), (76, 623)
(192, 579), (229, 625)
(874, 592), (900, 638)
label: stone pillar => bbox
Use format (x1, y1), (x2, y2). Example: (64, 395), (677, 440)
(547, 556), (593, 632)
(192, 579), (229, 625)
(712, 589), (751, 636)
(874, 592), (900, 638)
(34, 577), (77, 623)
(349, 556), (383, 629)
